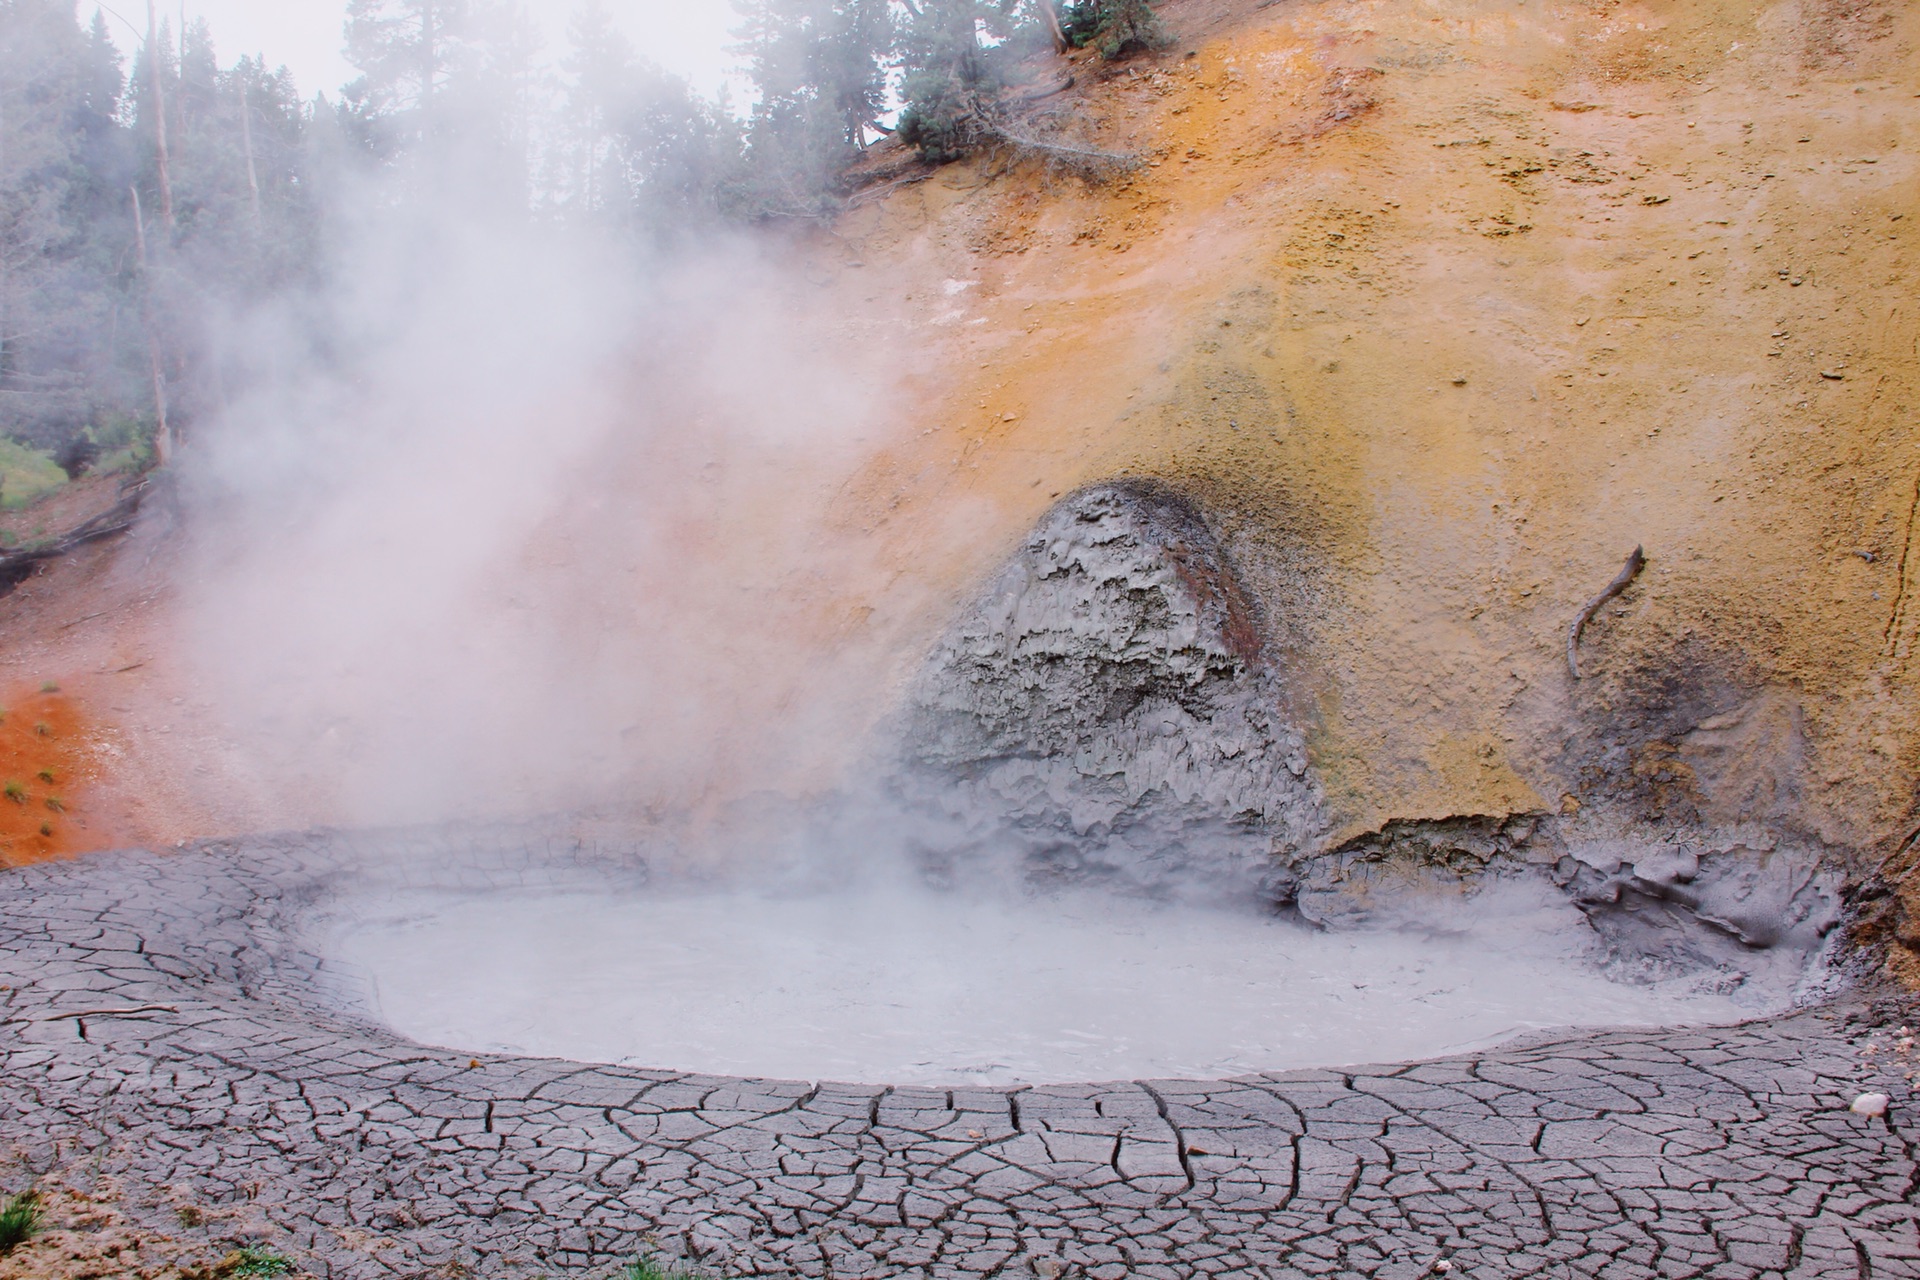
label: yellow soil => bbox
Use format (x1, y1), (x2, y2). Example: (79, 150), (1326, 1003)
(817, 0), (1920, 863)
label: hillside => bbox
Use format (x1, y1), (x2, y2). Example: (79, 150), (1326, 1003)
(1, 0), (1915, 976)
(813, 0), (1920, 970)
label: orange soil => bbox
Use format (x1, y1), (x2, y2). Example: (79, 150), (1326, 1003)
(0, 686), (125, 867)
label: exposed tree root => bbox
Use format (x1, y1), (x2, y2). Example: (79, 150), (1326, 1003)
(38, 1004), (178, 1022)
(1567, 546), (1646, 679)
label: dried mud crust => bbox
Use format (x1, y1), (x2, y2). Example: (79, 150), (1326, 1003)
(3, 833), (1918, 1280)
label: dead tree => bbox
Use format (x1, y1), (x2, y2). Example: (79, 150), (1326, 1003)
(145, 0), (174, 228)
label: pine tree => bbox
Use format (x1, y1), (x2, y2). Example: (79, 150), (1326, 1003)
(0, 0), (139, 451)
(729, 0), (888, 215)
(893, 0), (1026, 162)
(610, 61), (741, 234)
(342, 0), (547, 204)
(1061, 0), (1164, 60)
(558, 0), (629, 214)
(343, 0), (470, 119)
(555, 4), (740, 233)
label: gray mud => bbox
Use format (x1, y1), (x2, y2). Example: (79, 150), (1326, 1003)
(2, 830), (1916, 1279)
(884, 482), (1847, 997)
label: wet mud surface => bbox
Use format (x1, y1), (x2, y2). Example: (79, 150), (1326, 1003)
(3, 831), (1917, 1279)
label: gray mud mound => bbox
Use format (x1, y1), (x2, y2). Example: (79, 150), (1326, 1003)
(893, 481), (1323, 899)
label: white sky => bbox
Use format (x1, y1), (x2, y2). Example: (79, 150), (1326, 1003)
(88, 0), (740, 101)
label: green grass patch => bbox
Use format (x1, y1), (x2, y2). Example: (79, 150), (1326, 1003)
(0, 441), (67, 511)
(617, 1256), (718, 1280)
(0, 1189), (43, 1253)
(217, 1245), (294, 1277)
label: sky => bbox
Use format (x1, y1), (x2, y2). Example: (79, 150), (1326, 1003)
(91, 0), (741, 100)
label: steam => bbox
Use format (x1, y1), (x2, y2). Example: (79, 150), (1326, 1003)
(178, 174), (923, 831)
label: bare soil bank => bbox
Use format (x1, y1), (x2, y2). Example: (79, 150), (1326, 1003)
(815, 0), (1920, 975)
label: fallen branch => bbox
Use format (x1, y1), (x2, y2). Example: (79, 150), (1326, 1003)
(1872, 824), (1920, 878)
(978, 121), (1141, 182)
(40, 1004), (177, 1021)
(0, 478), (151, 591)
(1011, 74), (1076, 103)
(1567, 546), (1646, 679)
(843, 169), (937, 210)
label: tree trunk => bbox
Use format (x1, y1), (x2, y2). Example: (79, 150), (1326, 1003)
(1039, 0), (1070, 53)
(239, 78), (262, 233)
(145, 0), (173, 228)
(130, 187), (171, 467)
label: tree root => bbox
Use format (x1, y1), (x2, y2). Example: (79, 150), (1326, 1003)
(37, 1005), (177, 1022)
(1567, 546), (1646, 679)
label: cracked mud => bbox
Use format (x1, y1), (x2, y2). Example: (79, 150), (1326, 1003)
(3, 830), (1917, 1279)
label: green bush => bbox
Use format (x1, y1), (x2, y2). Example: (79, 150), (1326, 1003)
(0, 1190), (43, 1253)
(895, 77), (982, 163)
(219, 1245), (294, 1277)
(1062, 0), (1166, 59)
(618, 1255), (713, 1280)
(84, 414), (156, 477)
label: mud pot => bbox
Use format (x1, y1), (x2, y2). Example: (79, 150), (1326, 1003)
(1, 829), (1916, 1279)
(5, 483), (1917, 1278)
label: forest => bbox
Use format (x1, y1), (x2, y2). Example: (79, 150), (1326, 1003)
(0, 0), (1160, 493)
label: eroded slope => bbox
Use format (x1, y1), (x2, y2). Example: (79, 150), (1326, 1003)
(817, 0), (1919, 971)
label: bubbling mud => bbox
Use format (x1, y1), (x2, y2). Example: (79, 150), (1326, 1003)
(331, 874), (1815, 1086)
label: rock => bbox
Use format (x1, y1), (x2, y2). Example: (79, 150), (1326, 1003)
(1850, 1092), (1890, 1117)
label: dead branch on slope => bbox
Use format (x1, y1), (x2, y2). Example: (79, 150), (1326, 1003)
(1567, 546), (1647, 679)
(978, 118), (1143, 183)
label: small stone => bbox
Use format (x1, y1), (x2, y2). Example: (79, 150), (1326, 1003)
(1849, 1092), (1889, 1117)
